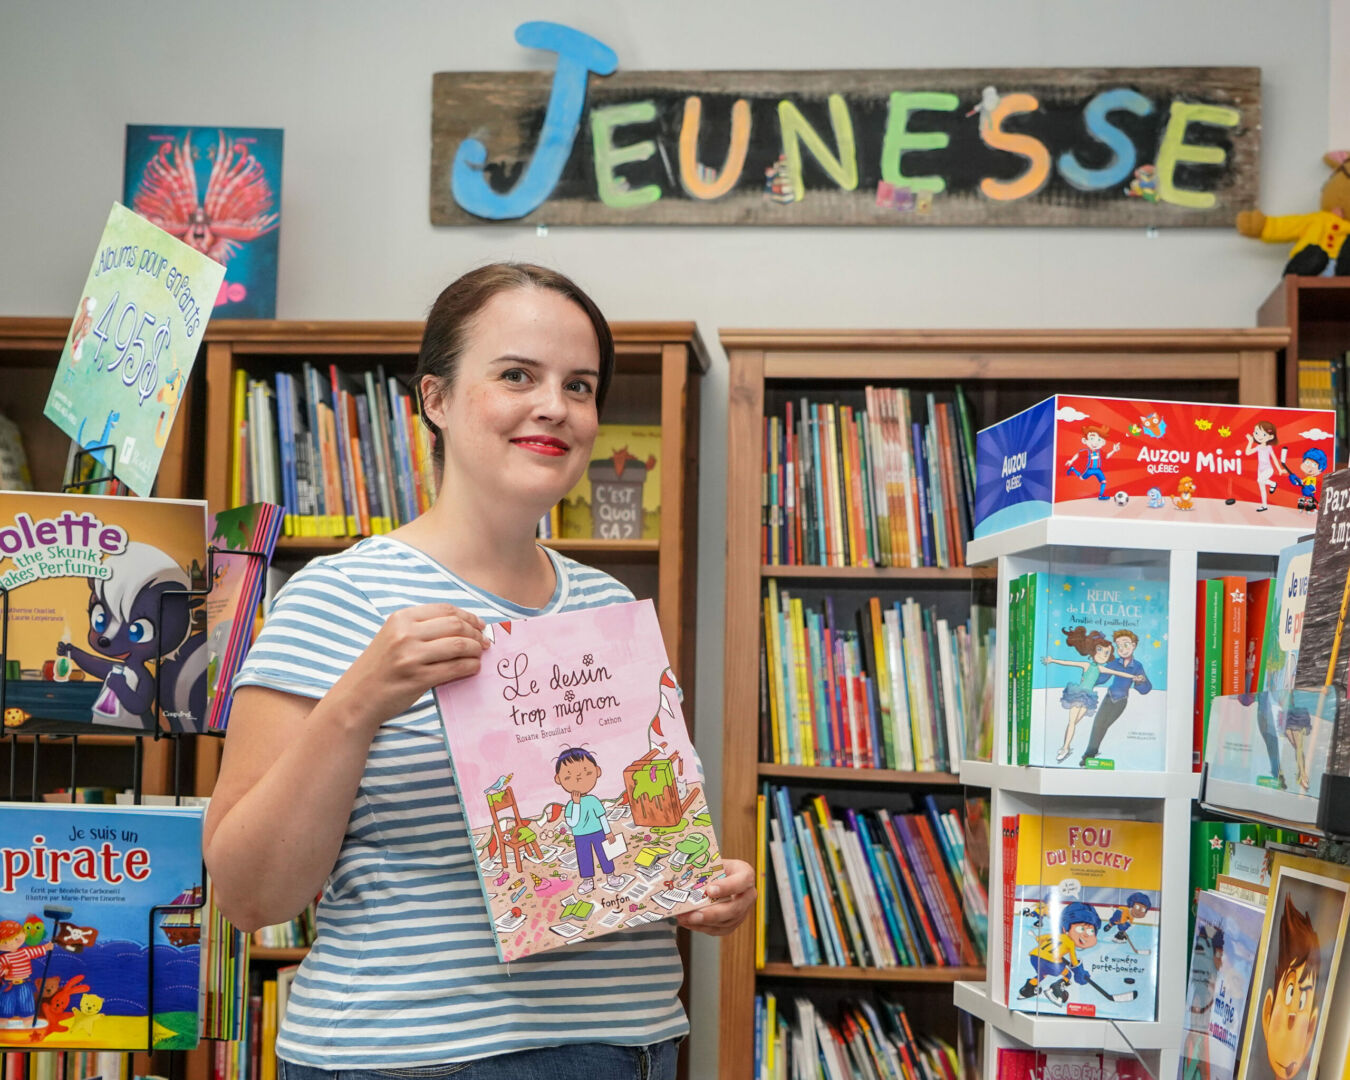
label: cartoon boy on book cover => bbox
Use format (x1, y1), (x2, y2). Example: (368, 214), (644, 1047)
(0, 918), (52, 1026)
(554, 747), (623, 896)
(1018, 901), (1102, 1005)
(1257, 894), (1322, 1080)
(1081, 629), (1152, 767)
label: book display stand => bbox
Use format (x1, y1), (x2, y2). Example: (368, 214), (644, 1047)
(0, 469), (264, 1073)
(956, 516), (1307, 1078)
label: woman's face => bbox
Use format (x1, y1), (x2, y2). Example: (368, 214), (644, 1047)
(427, 287), (601, 515)
(1093, 643), (1113, 663)
(1254, 425), (1274, 444)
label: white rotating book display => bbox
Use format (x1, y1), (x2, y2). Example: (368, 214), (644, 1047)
(956, 516), (1306, 1079)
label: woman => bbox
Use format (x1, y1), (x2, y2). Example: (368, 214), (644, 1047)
(203, 264), (755, 1080)
(1041, 625), (1113, 762)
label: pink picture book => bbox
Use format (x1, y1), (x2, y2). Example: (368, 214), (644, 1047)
(433, 598), (724, 962)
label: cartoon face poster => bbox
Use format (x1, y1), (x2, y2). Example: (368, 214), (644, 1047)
(43, 204), (226, 497)
(1237, 856), (1350, 1080)
(433, 599), (724, 962)
(124, 126), (283, 319)
(974, 396), (1336, 538)
(0, 802), (204, 1050)
(0, 491), (208, 734)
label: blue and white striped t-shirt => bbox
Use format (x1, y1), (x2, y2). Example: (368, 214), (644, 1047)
(232, 536), (688, 1068)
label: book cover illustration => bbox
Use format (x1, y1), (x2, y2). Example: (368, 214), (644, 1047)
(433, 598), (723, 962)
(0, 802), (204, 1050)
(1007, 814), (1161, 1021)
(1205, 687), (1335, 800)
(1030, 573), (1169, 770)
(1180, 890), (1267, 1080)
(1236, 854), (1350, 1080)
(125, 126), (283, 320)
(205, 502), (284, 731)
(43, 204), (225, 498)
(0, 492), (208, 733)
(975, 396), (1335, 537)
(559, 425), (661, 540)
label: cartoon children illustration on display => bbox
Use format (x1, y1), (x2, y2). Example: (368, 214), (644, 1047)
(1259, 894), (1321, 1080)
(1107, 891), (1153, 947)
(1181, 924), (1225, 1080)
(1080, 629), (1151, 767)
(57, 542), (206, 731)
(1282, 447), (1327, 512)
(553, 747), (623, 896)
(0, 918), (53, 1028)
(1064, 423), (1120, 501)
(1018, 901), (1101, 1005)
(1042, 626), (1124, 763)
(1246, 420), (1282, 511)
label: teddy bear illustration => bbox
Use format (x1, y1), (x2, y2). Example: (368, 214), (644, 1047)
(1237, 151), (1350, 276)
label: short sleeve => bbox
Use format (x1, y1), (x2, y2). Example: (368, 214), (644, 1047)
(233, 559), (384, 701)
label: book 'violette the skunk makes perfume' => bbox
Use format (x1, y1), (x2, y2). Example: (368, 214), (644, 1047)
(433, 599), (723, 962)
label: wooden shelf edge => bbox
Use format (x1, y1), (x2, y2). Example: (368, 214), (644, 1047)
(273, 536), (660, 557)
(720, 327), (1290, 352)
(758, 963), (984, 984)
(251, 945), (311, 961)
(762, 564), (995, 580)
(758, 763), (963, 785)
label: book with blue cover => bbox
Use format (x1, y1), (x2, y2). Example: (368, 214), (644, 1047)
(1180, 890), (1266, 1080)
(1027, 572), (1169, 770)
(0, 802), (204, 1051)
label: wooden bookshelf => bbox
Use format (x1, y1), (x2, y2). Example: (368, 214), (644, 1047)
(251, 946), (311, 962)
(757, 763), (962, 786)
(759, 963), (984, 984)
(718, 328), (1285, 1078)
(195, 319), (707, 790)
(1257, 276), (1350, 405)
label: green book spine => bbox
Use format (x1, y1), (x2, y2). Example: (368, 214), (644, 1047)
(1202, 578), (1225, 757)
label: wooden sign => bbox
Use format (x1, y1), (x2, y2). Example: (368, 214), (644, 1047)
(430, 24), (1259, 228)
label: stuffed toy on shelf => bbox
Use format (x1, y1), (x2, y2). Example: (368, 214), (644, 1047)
(1237, 151), (1350, 275)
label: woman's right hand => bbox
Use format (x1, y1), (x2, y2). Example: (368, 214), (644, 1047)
(332, 603), (490, 730)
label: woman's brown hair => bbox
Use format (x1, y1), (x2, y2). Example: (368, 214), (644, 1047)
(414, 263), (615, 469)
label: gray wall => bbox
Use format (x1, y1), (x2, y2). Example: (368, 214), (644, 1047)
(0, 1), (1332, 1072)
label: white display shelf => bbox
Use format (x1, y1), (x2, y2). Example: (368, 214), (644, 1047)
(1202, 775), (1322, 831)
(968, 516), (1307, 564)
(953, 980), (1179, 1054)
(961, 760), (1201, 800)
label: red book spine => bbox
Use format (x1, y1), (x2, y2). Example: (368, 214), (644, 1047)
(934, 403), (964, 567)
(877, 812), (945, 966)
(913, 813), (976, 964)
(1002, 814), (1020, 997)
(1221, 575), (1248, 695)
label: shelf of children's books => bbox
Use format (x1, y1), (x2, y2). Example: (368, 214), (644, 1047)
(1201, 775), (1322, 832)
(756, 762), (963, 786)
(960, 761), (1199, 800)
(271, 535), (661, 560)
(966, 517), (1306, 565)
(761, 565), (996, 581)
(758, 962), (984, 984)
(251, 946), (310, 962)
(954, 980), (1177, 1053)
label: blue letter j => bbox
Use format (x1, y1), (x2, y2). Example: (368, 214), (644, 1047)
(450, 22), (618, 220)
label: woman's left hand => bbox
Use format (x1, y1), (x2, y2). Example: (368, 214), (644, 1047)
(676, 858), (755, 937)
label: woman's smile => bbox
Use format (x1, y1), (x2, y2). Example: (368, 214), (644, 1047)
(511, 434), (571, 457)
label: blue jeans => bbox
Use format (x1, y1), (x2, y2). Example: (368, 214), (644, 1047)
(278, 1041), (679, 1080)
(574, 829), (615, 879)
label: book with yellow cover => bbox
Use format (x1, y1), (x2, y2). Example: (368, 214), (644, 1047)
(0, 491), (207, 732)
(559, 425), (661, 540)
(1005, 813), (1161, 1021)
